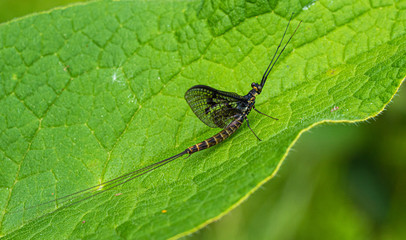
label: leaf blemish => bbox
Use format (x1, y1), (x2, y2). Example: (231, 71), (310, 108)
(303, 0), (316, 10)
(128, 94), (137, 104)
(331, 106), (339, 112)
(112, 69), (125, 85)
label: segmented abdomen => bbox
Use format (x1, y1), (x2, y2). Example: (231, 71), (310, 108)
(186, 115), (244, 154)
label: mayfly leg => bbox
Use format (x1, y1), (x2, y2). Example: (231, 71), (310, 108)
(253, 106), (279, 120)
(245, 116), (262, 141)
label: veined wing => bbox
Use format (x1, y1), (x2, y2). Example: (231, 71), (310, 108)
(184, 85), (245, 129)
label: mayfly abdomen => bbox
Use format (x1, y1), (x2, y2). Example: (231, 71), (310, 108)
(186, 115), (244, 154)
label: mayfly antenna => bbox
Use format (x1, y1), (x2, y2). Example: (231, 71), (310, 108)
(260, 13), (302, 88)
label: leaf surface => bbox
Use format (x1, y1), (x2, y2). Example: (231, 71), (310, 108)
(0, 0), (405, 239)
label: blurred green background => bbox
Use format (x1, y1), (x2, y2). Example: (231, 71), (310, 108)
(1, 1), (405, 239)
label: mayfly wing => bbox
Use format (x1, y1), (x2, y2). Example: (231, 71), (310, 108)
(184, 85), (245, 128)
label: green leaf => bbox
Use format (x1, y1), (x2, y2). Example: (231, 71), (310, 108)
(0, 0), (405, 239)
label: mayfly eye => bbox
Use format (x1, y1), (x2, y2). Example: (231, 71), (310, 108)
(251, 82), (256, 88)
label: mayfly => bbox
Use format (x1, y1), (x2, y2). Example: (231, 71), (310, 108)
(23, 15), (301, 212)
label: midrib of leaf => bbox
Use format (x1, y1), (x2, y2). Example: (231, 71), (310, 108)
(0, 0), (405, 239)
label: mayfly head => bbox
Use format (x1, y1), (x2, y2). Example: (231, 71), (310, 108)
(251, 82), (263, 95)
